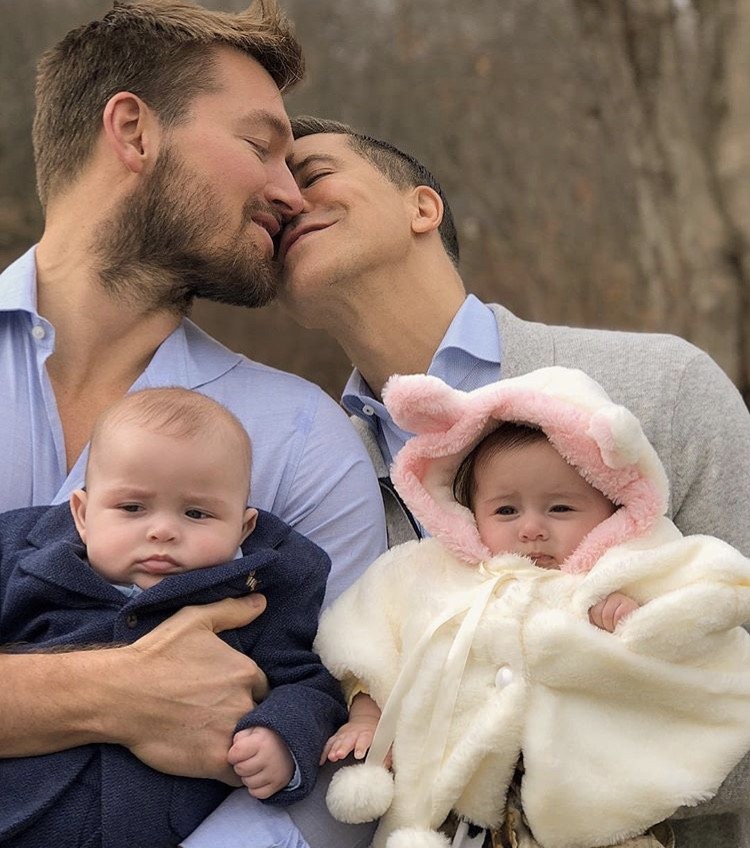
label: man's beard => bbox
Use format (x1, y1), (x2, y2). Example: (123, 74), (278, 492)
(94, 146), (280, 314)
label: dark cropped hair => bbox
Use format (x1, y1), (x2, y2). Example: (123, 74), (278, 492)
(33, 0), (303, 207)
(453, 421), (547, 511)
(291, 115), (459, 266)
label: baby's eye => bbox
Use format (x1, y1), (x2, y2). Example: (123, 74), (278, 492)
(550, 504), (574, 513)
(495, 506), (517, 516)
(185, 508), (210, 520)
(119, 504), (142, 513)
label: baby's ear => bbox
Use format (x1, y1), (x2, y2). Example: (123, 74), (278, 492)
(240, 508), (258, 543)
(69, 489), (89, 543)
(383, 374), (466, 434)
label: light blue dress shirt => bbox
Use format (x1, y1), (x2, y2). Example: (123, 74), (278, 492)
(1, 246), (388, 848)
(0, 247), (386, 607)
(342, 293), (503, 467)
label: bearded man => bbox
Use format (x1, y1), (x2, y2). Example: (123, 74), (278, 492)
(0, 4), (384, 847)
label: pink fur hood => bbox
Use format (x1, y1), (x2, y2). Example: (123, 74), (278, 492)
(383, 367), (669, 574)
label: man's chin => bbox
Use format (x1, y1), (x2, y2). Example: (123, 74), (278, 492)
(196, 287), (277, 310)
(188, 259), (281, 309)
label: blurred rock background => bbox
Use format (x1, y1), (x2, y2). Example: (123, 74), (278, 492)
(2, 0), (748, 400)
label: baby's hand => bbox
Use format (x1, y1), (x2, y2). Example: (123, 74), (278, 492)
(589, 591), (640, 632)
(321, 714), (380, 765)
(228, 727), (294, 799)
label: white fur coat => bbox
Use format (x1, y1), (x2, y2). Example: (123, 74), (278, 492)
(315, 526), (750, 848)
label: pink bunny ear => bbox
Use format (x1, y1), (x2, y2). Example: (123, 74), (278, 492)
(382, 374), (467, 434)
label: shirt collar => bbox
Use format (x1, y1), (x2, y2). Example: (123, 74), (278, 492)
(0, 246), (40, 317)
(432, 293), (500, 369)
(137, 319), (244, 392)
(342, 293), (500, 414)
(1, 246), (244, 391)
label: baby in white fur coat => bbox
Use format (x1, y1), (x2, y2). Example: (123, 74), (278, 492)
(314, 368), (750, 848)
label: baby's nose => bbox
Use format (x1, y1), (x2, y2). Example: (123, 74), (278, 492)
(518, 519), (548, 542)
(147, 519), (178, 542)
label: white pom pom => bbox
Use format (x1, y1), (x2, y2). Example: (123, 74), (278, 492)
(325, 763), (394, 823)
(387, 827), (452, 848)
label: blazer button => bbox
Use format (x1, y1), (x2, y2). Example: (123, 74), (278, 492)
(126, 613), (138, 629)
(495, 665), (513, 689)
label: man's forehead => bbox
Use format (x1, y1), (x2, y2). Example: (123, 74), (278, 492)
(291, 132), (352, 165)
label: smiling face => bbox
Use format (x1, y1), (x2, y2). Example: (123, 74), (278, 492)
(70, 421), (256, 590)
(471, 438), (615, 568)
(277, 132), (416, 327)
(97, 47), (304, 313)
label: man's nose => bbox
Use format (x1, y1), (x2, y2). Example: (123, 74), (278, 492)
(267, 162), (304, 220)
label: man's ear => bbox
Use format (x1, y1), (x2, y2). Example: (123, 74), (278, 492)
(102, 91), (160, 174)
(409, 185), (444, 236)
(70, 489), (89, 543)
(240, 508), (259, 543)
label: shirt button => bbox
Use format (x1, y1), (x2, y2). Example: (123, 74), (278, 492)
(495, 665), (513, 689)
(31, 325), (46, 340)
(362, 404), (375, 416)
(126, 614), (138, 629)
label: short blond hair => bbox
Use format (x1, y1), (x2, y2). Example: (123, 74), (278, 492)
(88, 387), (252, 492)
(33, 0), (304, 207)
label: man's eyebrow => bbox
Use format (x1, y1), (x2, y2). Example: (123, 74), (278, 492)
(237, 110), (292, 140)
(290, 153), (341, 177)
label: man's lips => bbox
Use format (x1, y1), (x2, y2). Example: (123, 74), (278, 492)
(250, 212), (281, 239)
(277, 220), (332, 263)
(249, 213), (281, 255)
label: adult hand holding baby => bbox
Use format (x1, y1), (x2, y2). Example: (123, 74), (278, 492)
(117, 594), (268, 786)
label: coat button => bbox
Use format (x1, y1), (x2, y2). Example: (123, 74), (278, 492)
(126, 614), (138, 629)
(495, 666), (513, 688)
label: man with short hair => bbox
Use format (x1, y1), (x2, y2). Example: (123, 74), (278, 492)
(0, 6), (384, 847)
(273, 116), (750, 848)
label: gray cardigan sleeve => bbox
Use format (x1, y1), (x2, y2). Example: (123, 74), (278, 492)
(667, 348), (750, 556)
(667, 352), (750, 820)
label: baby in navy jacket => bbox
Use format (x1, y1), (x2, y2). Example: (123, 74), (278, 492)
(0, 387), (345, 848)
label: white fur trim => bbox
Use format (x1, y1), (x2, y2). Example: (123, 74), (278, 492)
(326, 763), (394, 823)
(587, 405), (644, 468)
(386, 827), (452, 848)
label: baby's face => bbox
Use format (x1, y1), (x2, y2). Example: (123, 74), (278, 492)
(71, 423), (255, 589)
(472, 439), (614, 569)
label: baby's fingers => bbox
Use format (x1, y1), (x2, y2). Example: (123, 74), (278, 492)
(320, 735), (336, 765)
(331, 732), (358, 761)
(612, 594), (639, 627)
(322, 730), (355, 762)
(353, 729), (374, 760)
